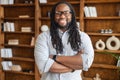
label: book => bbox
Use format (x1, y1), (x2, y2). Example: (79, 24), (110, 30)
(0, 48), (5, 57)
(10, 22), (15, 32)
(6, 22), (11, 32)
(19, 15), (30, 18)
(0, 48), (12, 58)
(0, 0), (8, 4)
(1, 61), (8, 70)
(1, 61), (13, 70)
(92, 7), (97, 17)
(84, 6), (90, 17)
(8, 39), (19, 45)
(88, 7), (93, 17)
(3, 22), (15, 32)
(21, 27), (32, 32)
(84, 6), (97, 17)
(3, 22), (7, 31)
(39, 0), (47, 3)
(7, 48), (13, 57)
(9, 0), (14, 4)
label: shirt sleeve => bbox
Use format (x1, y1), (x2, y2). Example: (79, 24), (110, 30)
(81, 32), (94, 71)
(34, 32), (54, 73)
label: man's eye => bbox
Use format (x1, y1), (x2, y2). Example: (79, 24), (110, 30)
(64, 11), (69, 14)
(55, 11), (71, 16)
(56, 12), (61, 15)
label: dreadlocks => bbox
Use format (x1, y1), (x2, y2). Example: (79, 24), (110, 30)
(50, 1), (81, 54)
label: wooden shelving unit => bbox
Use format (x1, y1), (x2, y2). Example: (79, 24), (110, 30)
(83, 0), (120, 80)
(0, 0), (40, 80)
(0, 0), (120, 80)
(0, 5), (4, 80)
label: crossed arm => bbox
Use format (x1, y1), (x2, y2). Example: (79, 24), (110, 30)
(49, 50), (83, 73)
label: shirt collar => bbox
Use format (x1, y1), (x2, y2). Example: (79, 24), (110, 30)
(58, 29), (69, 38)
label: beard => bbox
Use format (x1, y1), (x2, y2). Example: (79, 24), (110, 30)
(55, 20), (71, 30)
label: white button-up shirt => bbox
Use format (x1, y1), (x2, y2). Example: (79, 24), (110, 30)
(34, 30), (94, 80)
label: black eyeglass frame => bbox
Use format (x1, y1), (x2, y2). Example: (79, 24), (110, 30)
(55, 10), (72, 16)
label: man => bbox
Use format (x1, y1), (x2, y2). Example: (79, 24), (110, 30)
(34, 1), (94, 80)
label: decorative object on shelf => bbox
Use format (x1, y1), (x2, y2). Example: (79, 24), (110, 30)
(106, 36), (120, 50)
(41, 25), (49, 32)
(100, 29), (113, 34)
(95, 39), (105, 50)
(119, 10), (120, 16)
(23, 69), (32, 73)
(47, 11), (51, 17)
(25, 1), (29, 4)
(30, 37), (35, 46)
(19, 15), (30, 18)
(100, 29), (104, 33)
(93, 73), (101, 80)
(108, 29), (113, 33)
(30, 1), (33, 4)
(25, 0), (33, 4)
(11, 65), (22, 71)
(104, 29), (109, 33)
(76, 22), (80, 29)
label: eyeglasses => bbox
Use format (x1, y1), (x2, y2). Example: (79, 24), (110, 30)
(55, 10), (72, 17)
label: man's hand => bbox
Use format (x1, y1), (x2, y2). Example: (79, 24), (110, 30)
(49, 55), (54, 59)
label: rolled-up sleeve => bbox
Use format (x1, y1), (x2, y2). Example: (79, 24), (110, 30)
(34, 32), (54, 73)
(81, 32), (94, 71)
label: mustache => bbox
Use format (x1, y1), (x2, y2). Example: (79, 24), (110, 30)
(55, 20), (70, 29)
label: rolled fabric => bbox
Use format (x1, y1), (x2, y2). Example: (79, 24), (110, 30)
(41, 25), (49, 32)
(95, 39), (105, 50)
(106, 36), (120, 50)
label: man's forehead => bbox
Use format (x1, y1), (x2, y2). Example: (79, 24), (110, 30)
(55, 3), (70, 11)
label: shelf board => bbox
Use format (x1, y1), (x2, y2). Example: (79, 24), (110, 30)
(3, 17), (35, 20)
(95, 49), (120, 54)
(39, 17), (50, 20)
(2, 57), (34, 62)
(4, 44), (34, 48)
(40, 17), (80, 20)
(92, 63), (118, 69)
(84, 17), (120, 20)
(83, 77), (93, 80)
(87, 32), (120, 36)
(4, 31), (35, 34)
(1, 4), (35, 7)
(4, 70), (35, 76)
(85, 1), (120, 4)
(40, 1), (80, 6)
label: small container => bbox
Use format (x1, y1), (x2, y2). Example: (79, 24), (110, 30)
(100, 29), (104, 33)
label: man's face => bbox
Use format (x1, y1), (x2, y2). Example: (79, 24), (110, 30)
(55, 4), (72, 29)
